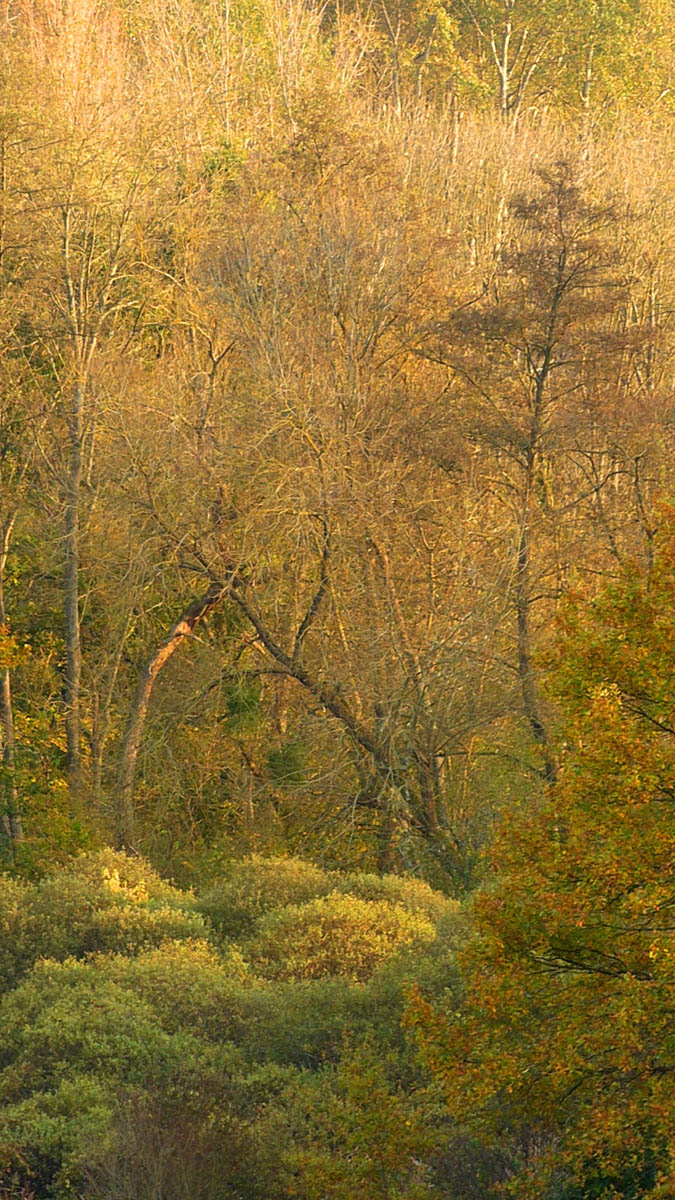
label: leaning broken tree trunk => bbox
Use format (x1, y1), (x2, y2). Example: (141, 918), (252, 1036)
(115, 582), (228, 849)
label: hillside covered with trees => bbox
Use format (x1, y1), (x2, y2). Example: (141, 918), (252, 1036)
(1, 0), (674, 1196)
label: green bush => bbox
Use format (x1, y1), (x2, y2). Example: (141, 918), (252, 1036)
(277, 1044), (441, 1200)
(246, 893), (437, 982)
(0, 851), (465, 1199)
(236, 976), (368, 1067)
(1, 1076), (115, 1197)
(360, 943), (463, 1062)
(0, 960), (215, 1100)
(98, 939), (255, 1044)
(54, 848), (181, 902)
(0, 956), (250, 1198)
(100, 943), (376, 1070)
(97, 944), (377, 1070)
(196, 855), (335, 939)
(0, 874), (34, 993)
(335, 872), (457, 925)
(1, 850), (206, 990)
(243, 937), (463, 1071)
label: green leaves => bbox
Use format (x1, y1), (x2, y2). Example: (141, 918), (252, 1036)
(0, 850), (459, 1198)
(222, 676), (263, 734)
(246, 893), (437, 982)
(0, 850), (206, 992)
(267, 741), (307, 788)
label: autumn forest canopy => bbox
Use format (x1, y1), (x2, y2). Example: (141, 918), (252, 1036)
(0, 0), (674, 1196)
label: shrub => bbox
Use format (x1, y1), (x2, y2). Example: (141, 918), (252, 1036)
(0, 961), (211, 1099)
(335, 872), (457, 926)
(0, 1076), (114, 1198)
(235, 976), (367, 1067)
(98, 939), (254, 1044)
(361, 944), (463, 1061)
(196, 855), (335, 939)
(55, 848), (181, 902)
(0, 957), (249, 1198)
(1, 851), (206, 989)
(278, 1045), (440, 1200)
(82, 1062), (297, 1200)
(0, 875), (34, 993)
(246, 894), (437, 982)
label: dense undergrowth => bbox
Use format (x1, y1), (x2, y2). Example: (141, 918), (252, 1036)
(0, 850), (464, 1200)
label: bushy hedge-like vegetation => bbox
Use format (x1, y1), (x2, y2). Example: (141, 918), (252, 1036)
(246, 893), (438, 982)
(334, 872), (455, 924)
(195, 855), (336, 939)
(0, 850), (205, 992)
(0, 851), (459, 1200)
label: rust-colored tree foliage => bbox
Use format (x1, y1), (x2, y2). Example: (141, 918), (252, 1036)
(408, 510), (675, 1197)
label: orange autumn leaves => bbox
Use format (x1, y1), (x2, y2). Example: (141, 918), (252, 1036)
(408, 512), (675, 1199)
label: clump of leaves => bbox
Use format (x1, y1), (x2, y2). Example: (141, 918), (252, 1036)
(0, 951), (283, 1200)
(246, 893), (437, 982)
(278, 1043), (441, 1200)
(221, 676), (262, 734)
(335, 871), (457, 925)
(0, 850), (205, 990)
(98, 938), (254, 1044)
(267, 741), (306, 788)
(196, 854), (335, 939)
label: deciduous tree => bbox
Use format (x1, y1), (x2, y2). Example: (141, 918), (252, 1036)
(408, 510), (675, 1198)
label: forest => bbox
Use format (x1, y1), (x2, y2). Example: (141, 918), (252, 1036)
(0, 0), (674, 1196)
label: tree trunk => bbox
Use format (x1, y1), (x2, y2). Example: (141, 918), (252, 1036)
(515, 486), (557, 785)
(492, 15), (512, 119)
(0, 545), (22, 843)
(64, 381), (83, 793)
(115, 582), (228, 848)
(513, 233), (568, 786)
(0, 669), (21, 842)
